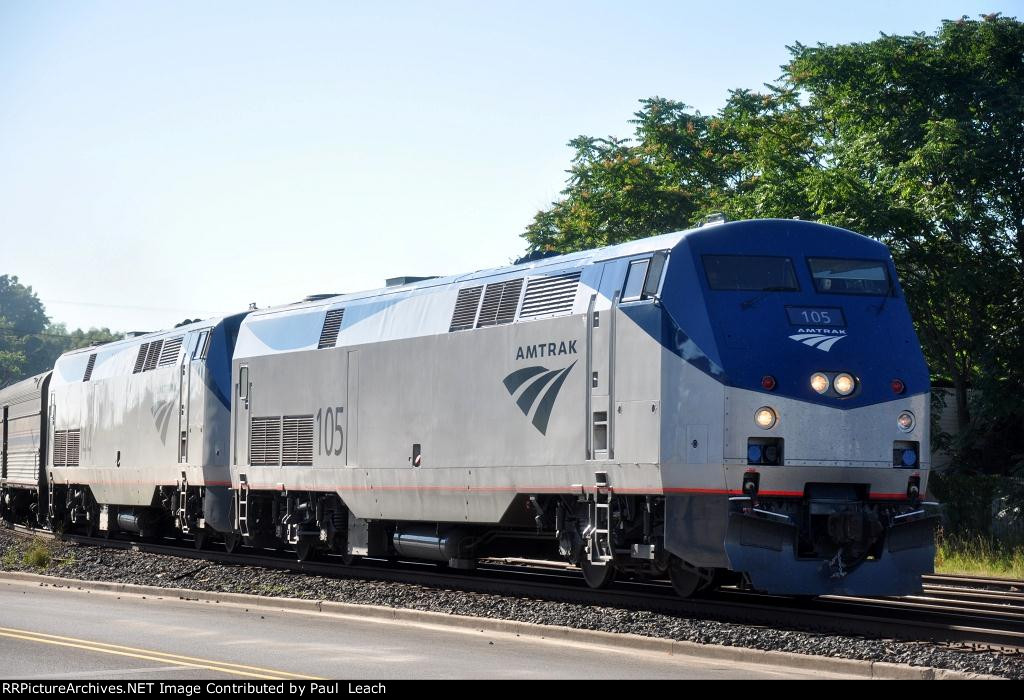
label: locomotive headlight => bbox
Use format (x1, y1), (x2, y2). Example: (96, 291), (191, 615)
(833, 373), (856, 396)
(754, 407), (777, 429)
(897, 411), (916, 432)
(810, 373), (829, 394)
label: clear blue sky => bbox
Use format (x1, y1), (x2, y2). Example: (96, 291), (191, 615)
(1, 1), (1015, 332)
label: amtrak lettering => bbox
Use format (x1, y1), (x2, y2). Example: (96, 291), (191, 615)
(788, 327), (848, 353)
(515, 340), (577, 361)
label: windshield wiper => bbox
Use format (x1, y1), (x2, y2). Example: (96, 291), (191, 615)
(740, 287), (795, 310)
(875, 275), (895, 315)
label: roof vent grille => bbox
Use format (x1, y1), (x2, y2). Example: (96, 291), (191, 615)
(83, 354), (96, 382)
(158, 337), (183, 367)
(449, 286), (483, 332)
(318, 309), (345, 349)
(132, 344), (148, 374)
(519, 272), (582, 319)
(477, 278), (523, 328)
(143, 340), (163, 372)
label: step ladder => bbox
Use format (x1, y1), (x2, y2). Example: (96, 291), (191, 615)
(178, 472), (190, 534)
(47, 474), (56, 525)
(237, 474), (250, 537)
(589, 471), (613, 564)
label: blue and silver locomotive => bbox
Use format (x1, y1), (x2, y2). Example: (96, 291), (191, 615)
(3, 219), (936, 596)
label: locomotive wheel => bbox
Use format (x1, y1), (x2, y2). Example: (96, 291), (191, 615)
(193, 528), (208, 550)
(668, 557), (714, 598)
(84, 507), (100, 538)
(295, 537), (318, 562)
(223, 533), (242, 554)
(580, 559), (617, 589)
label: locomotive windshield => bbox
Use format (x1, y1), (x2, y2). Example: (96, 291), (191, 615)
(807, 257), (890, 295)
(702, 255), (799, 292)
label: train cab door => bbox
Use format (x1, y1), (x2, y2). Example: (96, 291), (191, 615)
(587, 266), (611, 461)
(2, 404), (8, 481)
(179, 328), (212, 465)
(178, 338), (193, 463)
(235, 363), (250, 467)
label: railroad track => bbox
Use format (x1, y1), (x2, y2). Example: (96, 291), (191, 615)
(6, 523), (1024, 654)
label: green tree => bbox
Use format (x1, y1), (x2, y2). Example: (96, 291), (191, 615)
(0, 275), (121, 386)
(0, 275), (50, 386)
(522, 14), (1024, 474)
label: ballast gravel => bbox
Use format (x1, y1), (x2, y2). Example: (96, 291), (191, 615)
(1, 529), (1020, 679)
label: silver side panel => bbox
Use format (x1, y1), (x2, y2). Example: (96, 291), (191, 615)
(231, 289), (669, 522)
(0, 373), (49, 487)
(48, 323), (234, 506)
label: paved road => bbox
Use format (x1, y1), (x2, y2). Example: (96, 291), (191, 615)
(0, 579), (856, 679)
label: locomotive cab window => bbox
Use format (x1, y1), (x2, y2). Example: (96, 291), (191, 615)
(193, 330), (210, 360)
(622, 259), (649, 300)
(702, 255), (799, 292)
(238, 366), (249, 400)
(807, 258), (890, 296)
(622, 253), (666, 301)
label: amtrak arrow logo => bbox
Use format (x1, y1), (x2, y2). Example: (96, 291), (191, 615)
(788, 331), (847, 352)
(503, 362), (576, 435)
(151, 399), (175, 444)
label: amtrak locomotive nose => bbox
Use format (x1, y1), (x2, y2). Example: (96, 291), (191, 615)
(655, 219), (935, 595)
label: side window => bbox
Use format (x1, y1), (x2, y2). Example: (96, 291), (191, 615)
(193, 330), (210, 360)
(238, 366), (249, 400)
(622, 259), (651, 301)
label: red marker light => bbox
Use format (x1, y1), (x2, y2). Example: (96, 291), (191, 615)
(761, 375), (777, 391)
(891, 378), (905, 395)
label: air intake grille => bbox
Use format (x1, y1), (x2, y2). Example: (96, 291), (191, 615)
(133, 344), (148, 374)
(83, 354), (96, 382)
(53, 430), (67, 467)
(476, 278), (523, 328)
(318, 309), (345, 349)
(143, 340), (163, 372)
(282, 415), (314, 466)
(52, 429), (80, 467)
(449, 286), (483, 332)
(66, 429), (80, 467)
(158, 336), (183, 367)
(519, 272), (581, 319)
(249, 416), (282, 466)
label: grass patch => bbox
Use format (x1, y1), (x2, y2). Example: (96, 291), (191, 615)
(935, 531), (1024, 579)
(22, 541), (52, 569)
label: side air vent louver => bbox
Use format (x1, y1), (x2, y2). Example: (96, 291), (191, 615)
(133, 344), (148, 374)
(249, 416), (282, 466)
(282, 415), (314, 466)
(143, 340), (163, 372)
(66, 429), (80, 467)
(157, 336), (183, 367)
(476, 278), (523, 328)
(449, 286), (483, 332)
(519, 271), (582, 319)
(83, 354), (96, 382)
(318, 309), (344, 349)
(53, 430), (67, 467)
(52, 429), (80, 467)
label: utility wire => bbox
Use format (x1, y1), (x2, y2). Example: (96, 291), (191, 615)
(43, 299), (229, 315)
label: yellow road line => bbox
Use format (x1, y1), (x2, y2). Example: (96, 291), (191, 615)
(0, 626), (323, 680)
